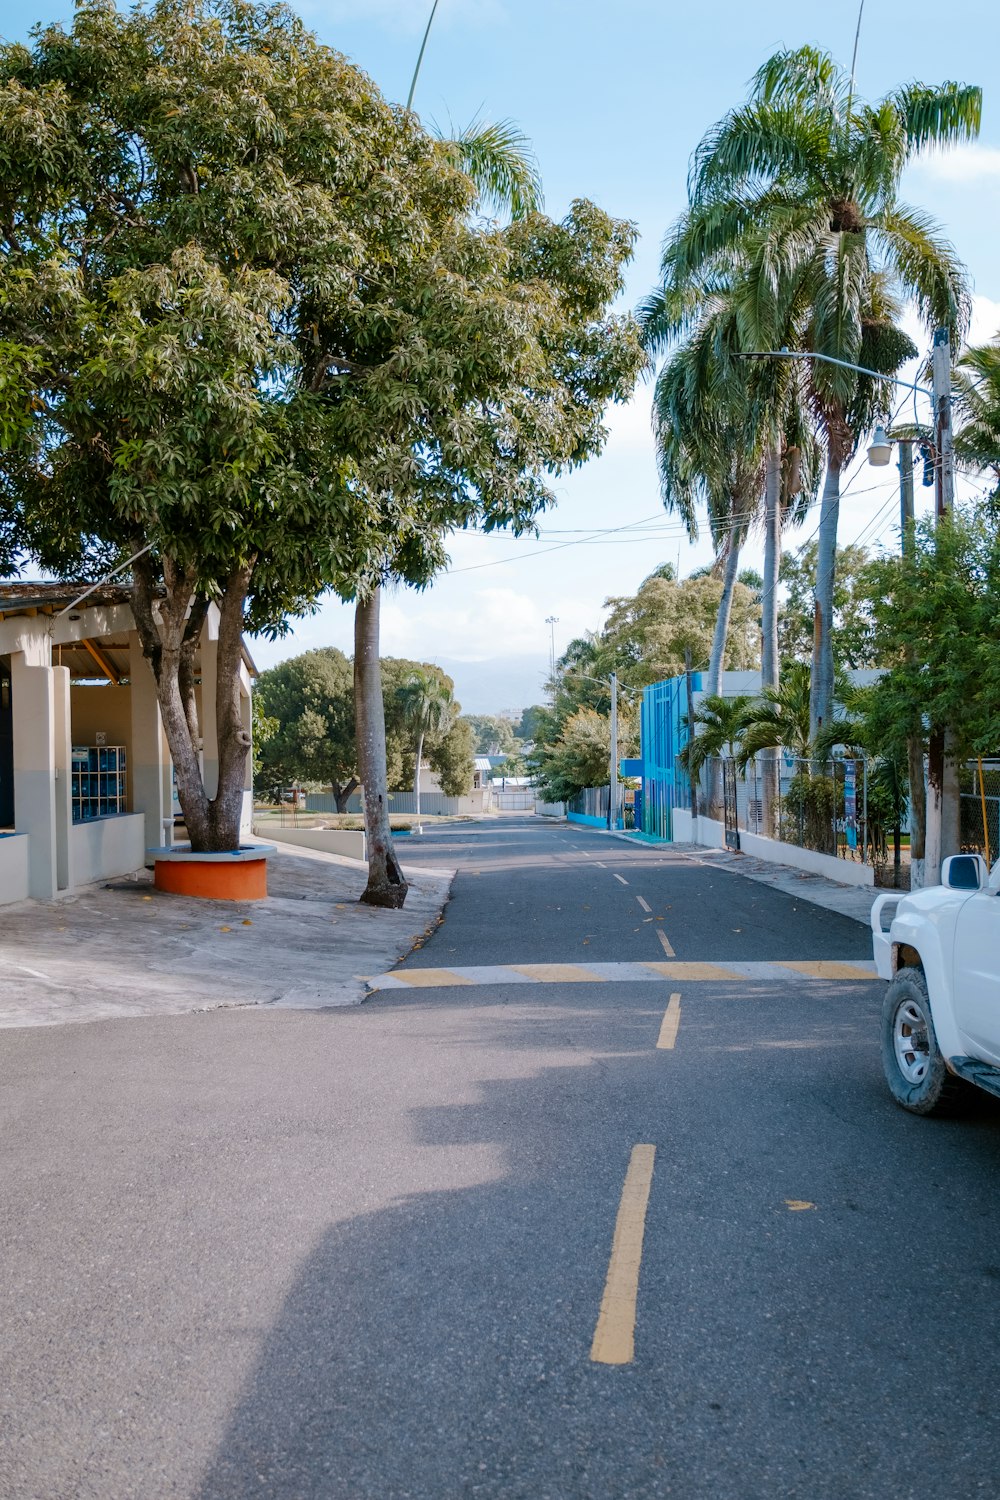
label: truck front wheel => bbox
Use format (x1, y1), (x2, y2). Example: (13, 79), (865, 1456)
(880, 967), (968, 1116)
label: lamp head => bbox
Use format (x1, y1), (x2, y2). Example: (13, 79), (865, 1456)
(867, 425), (892, 467)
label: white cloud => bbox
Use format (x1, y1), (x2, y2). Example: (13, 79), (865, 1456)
(969, 294), (1000, 345)
(910, 143), (1000, 184)
(378, 584), (592, 662)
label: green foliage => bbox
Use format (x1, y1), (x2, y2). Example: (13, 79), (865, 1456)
(255, 647), (473, 799)
(597, 570), (760, 689)
(251, 692), (278, 783)
(463, 715), (518, 755)
(0, 0), (643, 848)
(861, 511), (1000, 759)
(954, 333), (1000, 500)
(738, 661), (816, 762)
(531, 707), (620, 805)
(680, 694), (755, 780)
(255, 649), (358, 804)
(780, 772), (840, 854)
(516, 705), (546, 742)
(779, 541), (877, 667)
(428, 714), (475, 797)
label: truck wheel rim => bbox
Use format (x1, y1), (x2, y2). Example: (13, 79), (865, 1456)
(893, 997), (931, 1084)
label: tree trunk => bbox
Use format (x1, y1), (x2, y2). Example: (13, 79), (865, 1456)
(809, 454), (842, 748)
(760, 447), (782, 838)
(907, 730), (926, 887)
(413, 731), (424, 825)
(354, 588), (408, 909)
(706, 539), (741, 696)
(705, 539), (741, 819)
(131, 555), (251, 854)
(333, 778), (360, 814)
(924, 726), (945, 887)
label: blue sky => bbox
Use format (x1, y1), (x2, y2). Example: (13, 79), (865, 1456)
(3, 0), (998, 712)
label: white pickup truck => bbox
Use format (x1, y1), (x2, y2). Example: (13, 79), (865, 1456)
(872, 853), (1000, 1115)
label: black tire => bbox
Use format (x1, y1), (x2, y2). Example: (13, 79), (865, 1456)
(880, 966), (969, 1116)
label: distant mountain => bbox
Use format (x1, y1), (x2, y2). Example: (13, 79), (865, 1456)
(434, 655), (550, 716)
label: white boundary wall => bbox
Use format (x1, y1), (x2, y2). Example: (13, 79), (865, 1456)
(672, 809), (874, 888)
(739, 830), (874, 887)
(0, 834), (30, 906)
(256, 825), (366, 862)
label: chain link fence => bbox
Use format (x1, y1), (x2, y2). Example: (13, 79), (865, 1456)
(960, 759), (1000, 863)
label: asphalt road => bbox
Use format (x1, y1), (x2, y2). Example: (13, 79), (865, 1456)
(3, 816), (1000, 1500)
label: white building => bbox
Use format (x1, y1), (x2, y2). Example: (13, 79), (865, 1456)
(0, 582), (254, 907)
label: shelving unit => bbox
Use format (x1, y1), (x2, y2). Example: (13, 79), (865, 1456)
(71, 745), (127, 823)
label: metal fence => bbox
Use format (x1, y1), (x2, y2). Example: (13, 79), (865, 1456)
(703, 754), (873, 865)
(960, 759), (1000, 862)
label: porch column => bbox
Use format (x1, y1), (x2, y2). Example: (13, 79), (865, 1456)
(129, 633), (168, 852)
(53, 665), (72, 892)
(11, 654), (58, 900)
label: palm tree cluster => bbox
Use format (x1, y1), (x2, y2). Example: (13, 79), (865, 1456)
(640, 44), (981, 754)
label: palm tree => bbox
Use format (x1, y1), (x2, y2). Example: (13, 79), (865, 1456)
(680, 694), (754, 817)
(954, 333), (1000, 495)
(665, 45), (979, 743)
(399, 668), (454, 829)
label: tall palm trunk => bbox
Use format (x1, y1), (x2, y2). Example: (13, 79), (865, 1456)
(354, 587), (408, 909)
(760, 447), (782, 835)
(704, 538), (742, 819)
(809, 454), (842, 747)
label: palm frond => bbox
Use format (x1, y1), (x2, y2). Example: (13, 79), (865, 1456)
(689, 102), (831, 203)
(447, 118), (543, 221)
(870, 203), (971, 338)
(751, 46), (845, 116)
(891, 81), (982, 152)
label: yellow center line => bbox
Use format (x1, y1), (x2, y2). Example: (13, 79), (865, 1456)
(656, 928), (676, 958)
(590, 1144), (656, 1366)
(636, 895), (652, 913)
(656, 993), (681, 1049)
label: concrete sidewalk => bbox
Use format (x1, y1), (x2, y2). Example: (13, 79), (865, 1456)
(0, 840), (453, 1029)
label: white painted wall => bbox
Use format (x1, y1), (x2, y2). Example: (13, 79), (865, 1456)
(70, 814), (146, 887)
(738, 830), (875, 887)
(0, 834), (30, 906)
(257, 824), (366, 862)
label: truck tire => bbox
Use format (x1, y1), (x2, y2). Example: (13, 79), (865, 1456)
(880, 966), (969, 1116)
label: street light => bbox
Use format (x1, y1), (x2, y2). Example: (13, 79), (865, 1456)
(866, 425), (892, 466)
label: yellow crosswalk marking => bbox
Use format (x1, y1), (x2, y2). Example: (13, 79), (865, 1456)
(776, 960), (876, 981)
(509, 963), (604, 983)
(391, 969), (473, 987)
(642, 961), (741, 981)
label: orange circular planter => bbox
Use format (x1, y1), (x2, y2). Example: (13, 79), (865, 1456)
(151, 844), (274, 901)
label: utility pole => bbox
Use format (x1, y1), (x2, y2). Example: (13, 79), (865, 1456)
(897, 438), (926, 884)
(608, 671), (619, 832)
(925, 326), (960, 882)
(545, 616), (558, 693)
